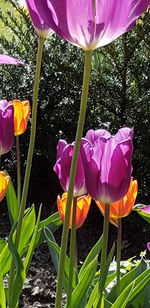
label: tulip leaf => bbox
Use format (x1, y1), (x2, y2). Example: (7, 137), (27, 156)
(24, 205), (41, 274)
(79, 235), (103, 280)
(35, 211), (62, 246)
(0, 238), (7, 254)
(107, 258), (147, 303)
(8, 221), (26, 308)
(127, 267), (150, 304)
(0, 261), (6, 308)
(111, 281), (135, 308)
(69, 256), (98, 308)
(44, 227), (77, 292)
(5, 171), (18, 226)
(0, 206), (36, 277)
(135, 208), (150, 224)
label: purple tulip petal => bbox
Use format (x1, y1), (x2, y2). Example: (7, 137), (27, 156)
(0, 101), (14, 155)
(139, 205), (150, 214)
(34, 0), (150, 49)
(0, 55), (24, 65)
(26, 0), (54, 37)
(81, 127), (133, 203)
(147, 242), (150, 252)
(54, 141), (86, 196)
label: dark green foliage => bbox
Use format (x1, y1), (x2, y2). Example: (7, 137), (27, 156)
(0, 1), (150, 206)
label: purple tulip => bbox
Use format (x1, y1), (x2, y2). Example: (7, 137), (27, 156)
(53, 140), (87, 197)
(26, 0), (54, 37)
(0, 54), (23, 65)
(80, 127), (133, 203)
(34, 0), (150, 50)
(147, 242), (150, 252)
(0, 101), (14, 155)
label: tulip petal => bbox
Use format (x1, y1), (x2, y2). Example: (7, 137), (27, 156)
(0, 54), (24, 65)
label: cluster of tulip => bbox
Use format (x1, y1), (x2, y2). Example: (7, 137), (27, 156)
(1, 0), (150, 308)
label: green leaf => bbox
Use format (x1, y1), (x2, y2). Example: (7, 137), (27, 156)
(135, 208), (150, 224)
(107, 259), (147, 303)
(128, 267), (150, 304)
(24, 205), (42, 274)
(79, 235), (103, 280)
(86, 281), (99, 308)
(35, 211), (62, 246)
(5, 171), (18, 226)
(111, 282), (134, 308)
(44, 227), (77, 292)
(8, 222), (26, 308)
(0, 261), (6, 308)
(0, 206), (36, 277)
(0, 238), (7, 254)
(70, 256), (98, 308)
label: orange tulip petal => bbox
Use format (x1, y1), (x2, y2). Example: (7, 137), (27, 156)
(9, 100), (31, 135)
(0, 171), (9, 202)
(96, 178), (138, 227)
(57, 194), (91, 229)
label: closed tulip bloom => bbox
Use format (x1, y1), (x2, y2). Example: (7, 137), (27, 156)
(0, 101), (14, 155)
(81, 127), (133, 204)
(53, 140), (87, 197)
(34, 0), (150, 50)
(57, 193), (91, 229)
(0, 171), (10, 202)
(0, 54), (23, 65)
(26, 0), (54, 37)
(9, 100), (31, 136)
(96, 178), (138, 226)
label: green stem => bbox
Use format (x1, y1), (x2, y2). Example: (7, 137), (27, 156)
(117, 218), (122, 297)
(55, 50), (93, 308)
(16, 135), (21, 208)
(100, 203), (110, 275)
(67, 197), (77, 308)
(99, 202), (110, 304)
(7, 36), (45, 306)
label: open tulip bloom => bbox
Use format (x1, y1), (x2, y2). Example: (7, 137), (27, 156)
(34, 0), (150, 50)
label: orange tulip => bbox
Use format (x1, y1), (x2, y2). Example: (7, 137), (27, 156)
(0, 171), (9, 202)
(57, 193), (91, 229)
(9, 100), (30, 135)
(96, 178), (138, 227)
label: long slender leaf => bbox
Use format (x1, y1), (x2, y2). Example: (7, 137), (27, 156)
(107, 259), (147, 303)
(5, 171), (18, 226)
(0, 261), (6, 308)
(0, 206), (36, 277)
(24, 205), (42, 274)
(70, 256), (98, 308)
(44, 227), (77, 292)
(79, 235), (103, 280)
(8, 222), (26, 308)
(111, 282), (134, 308)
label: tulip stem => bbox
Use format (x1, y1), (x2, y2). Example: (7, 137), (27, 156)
(16, 135), (21, 208)
(117, 218), (122, 297)
(7, 36), (45, 306)
(99, 203), (110, 299)
(67, 197), (77, 308)
(55, 50), (93, 308)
